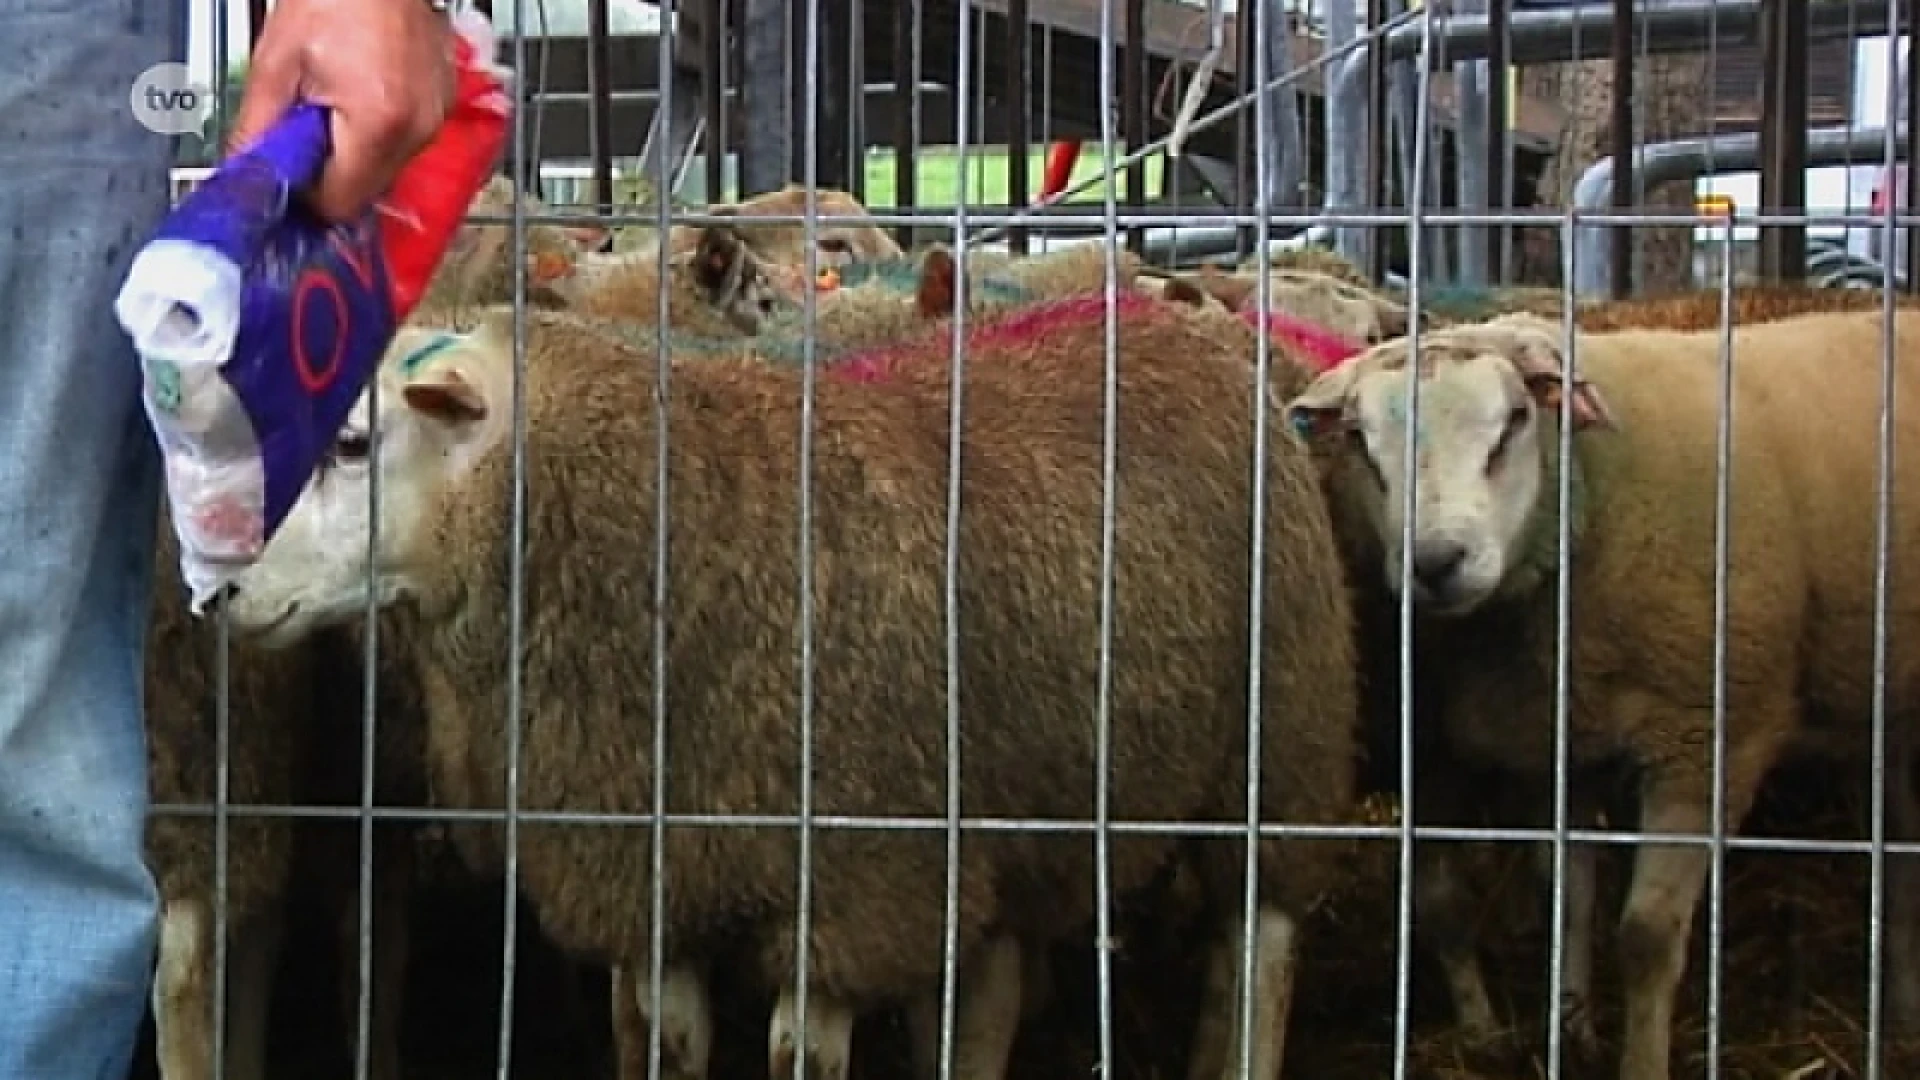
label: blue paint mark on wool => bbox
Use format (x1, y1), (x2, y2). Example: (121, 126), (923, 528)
(399, 333), (461, 375)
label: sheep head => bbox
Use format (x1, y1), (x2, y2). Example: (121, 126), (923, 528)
(665, 185), (903, 273)
(222, 321), (513, 648)
(679, 222), (794, 333)
(1283, 312), (1617, 615)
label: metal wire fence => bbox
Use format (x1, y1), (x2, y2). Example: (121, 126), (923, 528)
(141, 2), (1920, 1080)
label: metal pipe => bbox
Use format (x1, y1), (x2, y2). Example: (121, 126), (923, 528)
(1261, 0), (1304, 216)
(1455, 0), (1491, 288)
(1485, 0), (1510, 281)
(1325, 0), (1366, 267)
(1323, 0), (1904, 272)
(1569, 126), (1914, 298)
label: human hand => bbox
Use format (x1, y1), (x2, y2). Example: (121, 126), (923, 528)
(228, 0), (457, 223)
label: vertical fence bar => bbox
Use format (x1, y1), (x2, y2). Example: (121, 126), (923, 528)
(208, 0), (234, 1073)
(1608, 0), (1636, 298)
(1236, 2), (1255, 261)
(1006, 0), (1031, 254)
(587, 0), (614, 214)
(1392, 5), (1439, 1078)
(1366, 0), (1390, 282)
(646, 9), (680, 1080)
(704, 0), (727, 204)
(739, 0), (790, 196)
(934, 6), (976, 1077)
(795, 0), (851, 192)
(786, 1), (824, 1077)
(892, 0), (919, 249)
(849, 0), (867, 203)
(1124, 0), (1148, 254)
(1905, 18), (1919, 293)
(1094, 0), (1124, 1078)
(494, 0), (534, 1067)
(1486, 0), (1510, 282)
(1758, 0), (1810, 282)
(1868, 7), (1904, 1076)
(1239, 2), (1278, 1079)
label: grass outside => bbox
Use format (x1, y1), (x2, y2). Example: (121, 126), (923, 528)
(856, 144), (1169, 208)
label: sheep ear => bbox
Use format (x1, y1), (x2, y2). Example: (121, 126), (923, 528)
(1161, 276), (1211, 309)
(562, 224), (610, 253)
(691, 224), (749, 296)
(526, 245), (575, 287)
(1372, 294), (1412, 340)
(403, 368), (488, 429)
(916, 247), (958, 318)
(1283, 359), (1368, 444)
(1491, 316), (1619, 432)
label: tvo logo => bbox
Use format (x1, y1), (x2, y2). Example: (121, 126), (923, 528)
(131, 62), (216, 137)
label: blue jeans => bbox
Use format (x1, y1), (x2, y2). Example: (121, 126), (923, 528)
(0, 0), (183, 1074)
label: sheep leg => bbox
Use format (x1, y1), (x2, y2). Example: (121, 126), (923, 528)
(1884, 717), (1920, 1040)
(1412, 842), (1506, 1047)
(768, 986), (858, 1080)
(333, 827), (415, 1080)
(1615, 755), (1769, 1080)
(1530, 836), (1601, 1055)
(1019, 941), (1053, 1020)
(224, 906), (285, 1080)
(611, 962), (713, 1080)
(905, 934), (1026, 1080)
(152, 896), (214, 1080)
(1184, 906), (1300, 1080)
(152, 895), (282, 1080)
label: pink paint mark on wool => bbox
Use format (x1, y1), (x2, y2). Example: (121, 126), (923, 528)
(832, 290), (1158, 384)
(1239, 307), (1366, 374)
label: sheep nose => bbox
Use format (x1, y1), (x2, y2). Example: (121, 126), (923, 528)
(1411, 541), (1468, 594)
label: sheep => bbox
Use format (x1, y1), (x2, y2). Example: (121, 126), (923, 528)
(144, 519), (427, 1080)
(558, 221), (797, 335)
(744, 244), (1146, 367)
(1160, 265), (1412, 344)
(1401, 280), (1920, 332)
(660, 184), (903, 275)
(419, 174), (608, 312)
(1566, 281), (1920, 331)
(1281, 307), (1920, 1080)
(1235, 244), (1374, 287)
(1347, 279), (1920, 1056)
(212, 291), (1365, 1080)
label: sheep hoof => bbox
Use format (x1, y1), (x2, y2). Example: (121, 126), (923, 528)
(769, 990), (856, 1080)
(1559, 997), (1603, 1062)
(1455, 1019), (1521, 1057)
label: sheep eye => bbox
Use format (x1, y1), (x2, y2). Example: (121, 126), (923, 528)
(1345, 427), (1387, 490)
(1487, 405), (1528, 468)
(334, 431), (373, 462)
(819, 236), (852, 255)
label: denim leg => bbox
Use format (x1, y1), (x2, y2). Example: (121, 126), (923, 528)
(0, 0), (184, 1075)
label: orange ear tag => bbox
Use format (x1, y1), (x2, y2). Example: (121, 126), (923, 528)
(530, 251), (571, 284)
(815, 267), (842, 293)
